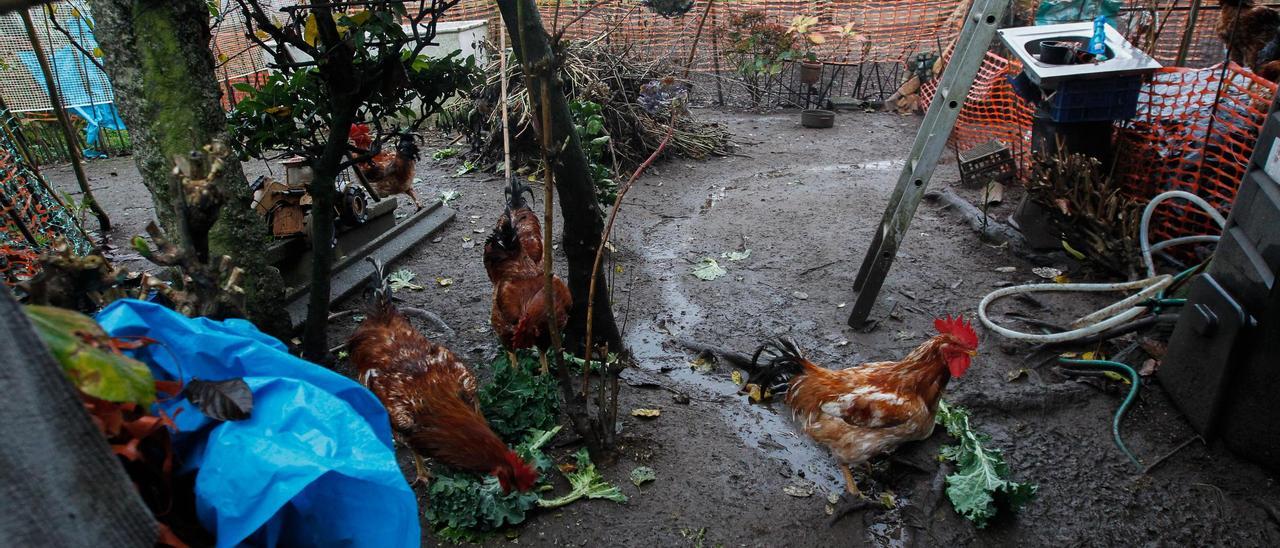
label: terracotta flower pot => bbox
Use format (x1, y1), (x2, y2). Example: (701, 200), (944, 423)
(800, 61), (823, 85)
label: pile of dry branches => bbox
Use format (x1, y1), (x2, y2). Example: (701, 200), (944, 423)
(1027, 151), (1143, 278)
(447, 37), (733, 171)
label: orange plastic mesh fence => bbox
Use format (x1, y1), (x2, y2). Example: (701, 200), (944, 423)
(922, 46), (1276, 245)
(1114, 64), (1276, 243)
(441, 0), (972, 70)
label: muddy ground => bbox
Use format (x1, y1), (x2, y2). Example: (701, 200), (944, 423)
(47, 109), (1280, 546)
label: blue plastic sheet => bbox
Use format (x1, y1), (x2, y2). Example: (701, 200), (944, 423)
(96, 300), (419, 548)
(1034, 0), (1120, 27)
(16, 13), (127, 158)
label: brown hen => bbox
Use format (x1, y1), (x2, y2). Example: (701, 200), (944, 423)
(348, 258), (537, 492)
(483, 178), (571, 373)
(746, 316), (978, 495)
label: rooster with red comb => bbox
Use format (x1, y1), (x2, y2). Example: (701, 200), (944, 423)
(747, 315), (979, 496)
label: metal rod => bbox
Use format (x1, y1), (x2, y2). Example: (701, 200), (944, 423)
(20, 7), (109, 233)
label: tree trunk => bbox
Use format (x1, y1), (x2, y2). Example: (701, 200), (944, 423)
(496, 0), (622, 353)
(91, 0), (289, 337)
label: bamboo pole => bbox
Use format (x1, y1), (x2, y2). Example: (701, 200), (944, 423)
(20, 8), (109, 233)
(1175, 0), (1201, 67)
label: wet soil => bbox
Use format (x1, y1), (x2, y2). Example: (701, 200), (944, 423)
(46, 109), (1280, 546)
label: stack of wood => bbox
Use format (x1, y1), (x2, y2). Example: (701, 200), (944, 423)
(885, 56), (945, 115)
(885, 0), (969, 115)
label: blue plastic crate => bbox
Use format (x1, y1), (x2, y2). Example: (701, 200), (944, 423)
(1046, 75), (1143, 123)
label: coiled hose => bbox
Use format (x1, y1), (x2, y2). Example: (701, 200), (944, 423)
(1058, 358), (1142, 469)
(977, 191), (1224, 470)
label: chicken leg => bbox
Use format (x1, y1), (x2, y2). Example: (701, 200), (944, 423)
(539, 349), (550, 375)
(411, 452), (432, 487)
(507, 350), (519, 370)
(406, 187), (423, 210)
(840, 464), (862, 497)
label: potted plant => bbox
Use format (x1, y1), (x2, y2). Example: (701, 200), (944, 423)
(788, 15), (825, 84)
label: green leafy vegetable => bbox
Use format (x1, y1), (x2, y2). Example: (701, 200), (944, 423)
(432, 147), (459, 161)
(722, 249), (751, 261)
(439, 189), (460, 206)
(479, 351), (560, 443)
(26, 305), (156, 406)
(425, 426), (560, 536)
(537, 448), (628, 508)
(455, 160), (477, 176)
(936, 401), (1036, 528)
(630, 466), (656, 487)
(386, 269), (423, 291)
(692, 258), (727, 281)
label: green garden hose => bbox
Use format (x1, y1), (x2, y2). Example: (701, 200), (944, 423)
(1058, 358), (1143, 469)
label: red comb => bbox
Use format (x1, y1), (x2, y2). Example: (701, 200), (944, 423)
(934, 314), (978, 348)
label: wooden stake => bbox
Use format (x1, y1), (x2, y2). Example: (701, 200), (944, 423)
(20, 8), (109, 234)
(499, 11), (512, 183)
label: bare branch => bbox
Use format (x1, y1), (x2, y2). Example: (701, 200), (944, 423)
(45, 6), (105, 72)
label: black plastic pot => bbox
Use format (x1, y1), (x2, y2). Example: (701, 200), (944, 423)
(1039, 40), (1076, 65)
(800, 109), (835, 128)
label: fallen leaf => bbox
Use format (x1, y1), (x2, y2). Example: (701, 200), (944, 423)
(879, 492), (897, 509)
(1006, 368), (1029, 382)
(827, 492), (841, 504)
(439, 189), (460, 206)
(995, 266), (1017, 273)
(692, 258), (726, 281)
(722, 249), (752, 261)
(1053, 274), (1071, 284)
(783, 480), (815, 498)
(835, 340), (849, 347)
(1032, 267), (1062, 279)
(837, 302), (847, 308)
(1140, 338), (1167, 359)
(893, 330), (917, 341)
(731, 370), (744, 385)
(792, 291), (809, 300)
(558, 462), (578, 474)
(183, 378), (253, 421)
(436, 277), (454, 287)
(690, 355), (714, 373)
(1081, 351), (1105, 361)
(1102, 371), (1131, 385)
(746, 383), (763, 403)
(1140, 358), (1160, 376)
(630, 466), (657, 487)
(387, 269), (423, 291)
(631, 408), (662, 418)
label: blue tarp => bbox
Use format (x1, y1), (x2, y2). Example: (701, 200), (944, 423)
(1035, 0), (1120, 27)
(17, 14), (126, 158)
(96, 300), (419, 548)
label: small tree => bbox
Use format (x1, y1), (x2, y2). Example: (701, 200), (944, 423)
(227, 0), (474, 359)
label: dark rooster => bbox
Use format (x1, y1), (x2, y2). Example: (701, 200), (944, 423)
(484, 177), (571, 373)
(746, 316), (978, 496)
(348, 258), (537, 492)
(349, 124), (424, 209)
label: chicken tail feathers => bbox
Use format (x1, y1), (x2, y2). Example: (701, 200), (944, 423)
(364, 256), (394, 316)
(746, 337), (811, 392)
(504, 176), (535, 211)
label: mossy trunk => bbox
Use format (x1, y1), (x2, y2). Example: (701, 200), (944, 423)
(91, 0), (289, 337)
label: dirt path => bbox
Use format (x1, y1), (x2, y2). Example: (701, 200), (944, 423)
(47, 109), (1280, 545)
